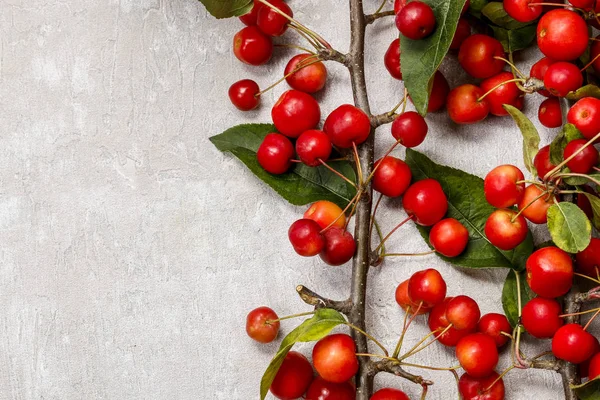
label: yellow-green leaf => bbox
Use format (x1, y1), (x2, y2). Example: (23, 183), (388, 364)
(547, 202), (592, 253)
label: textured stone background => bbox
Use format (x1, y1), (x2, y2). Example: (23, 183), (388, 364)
(1, 0), (596, 399)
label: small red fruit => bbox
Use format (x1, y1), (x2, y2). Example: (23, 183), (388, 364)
(503, 0), (542, 23)
(246, 306), (280, 343)
(429, 297), (476, 347)
(526, 246), (573, 298)
(228, 79), (260, 111)
(576, 238), (600, 278)
(372, 156), (412, 198)
(384, 39), (402, 80)
(533, 145), (557, 180)
(395, 279), (432, 315)
(479, 71), (523, 116)
(484, 164), (525, 208)
(428, 71), (450, 112)
(588, 352), (600, 380)
(305, 201), (346, 230)
(564, 139), (599, 174)
(395, 1), (436, 40)
(446, 295), (481, 331)
(270, 351), (314, 400)
(391, 111), (428, 147)
(521, 297), (563, 338)
(288, 219), (325, 257)
(394, 0), (408, 14)
(408, 268), (447, 308)
(305, 377), (355, 400)
(233, 26), (273, 66)
(537, 9), (589, 61)
(320, 228), (356, 266)
(272, 90), (321, 138)
(530, 57), (555, 97)
(296, 130), (332, 167)
(477, 313), (512, 347)
(429, 218), (469, 257)
(517, 184), (553, 224)
(458, 371), (505, 400)
(543, 62), (583, 97)
(538, 97), (562, 128)
(285, 54), (328, 93)
(450, 18), (471, 50)
(484, 209), (528, 251)
(552, 323), (597, 364)
(257, 133), (295, 174)
(313, 334), (359, 383)
(403, 179), (448, 226)
(458, 34), (505, 79)
(370, 388), (410, 400)
(456, 333), (499, 378)
(257, 0), (293, 37)
(239, 0), (262, 26)
(567, 97), (600, 139)
(447, 84), (490, 124)
(324, 104), (371, 148)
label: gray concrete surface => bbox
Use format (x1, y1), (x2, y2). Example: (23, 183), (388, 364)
(0, 0), (594, 399)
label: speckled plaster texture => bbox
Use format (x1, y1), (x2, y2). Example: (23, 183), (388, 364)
(1, 0), (597, 399)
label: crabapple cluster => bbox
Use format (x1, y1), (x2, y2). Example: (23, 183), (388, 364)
(396, 269), (510, 399)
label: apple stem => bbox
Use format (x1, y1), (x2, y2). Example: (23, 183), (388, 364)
(380, 250), (436, 257)
(494, 56), (526, 79)
(255, 55), (322, 97)
(374, 215), (414, 252)
(266, 311), (315, 324)
(581, 50), (600, 72)
(399, 323), (454, 361)
(319, 190), (361, 234)
(345, 322), (390, 356)
(318, 159), (359, 188)
(476, 78), (526, 102)
(510, 190), (550, 223)
(583, 309), (600, 331)
(484, 365), (516, 392)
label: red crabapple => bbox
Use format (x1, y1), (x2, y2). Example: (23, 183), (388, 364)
(477, 313), (512, 347)
(458, 371), (505, 400)
(256, 0), (293, 37)
(537, 9), (589, 61)
(456, 333), (499, 378)
(313, 334), (359, 383)
(372, 156), (412, 198)
(521, 297), (564, 338)
(446, 295), (481, 331)
(270, 351), (314, 400)
(447, 84), (490, 124)
(246, 306), (280, 343)
(402, 179), (448, 226)
(324, 104), (371, 148)
(306, 377), (355, 400)
(526, 246), (573, 298)
(576, 238), (600, 278)
(408, 268), (447, 308)
(296, 130), (332, 167)
(396, 279), (432, 315)
(429, 218), (469, 257)
(391, 111), (428, 148)
(517, 185), (553, 224)
(257, 133), (295, 174)
(395, 1), (436, 40)
(429, 297), (476, 347)
(229, 79), (260, 111)
(538, 97), (562, 128)
(458, 34), (505, 79)
(304, 201), (346, 230)
(484, 209), (528, 251)
(320, 228), (356, 266)
(272, 90), (321, 138)
(543, 62), (583, 97)
(288, 219), (325, 257)
(533, 145), (557, 180)
(285, 54), (328, 93)
(564, 139), (599, 174)
(483, 164), (525, 208)
(370, 388), (410, 400)
(567, 97), (600, 139)
(384, 39), (402, 80)
(480, 71), (523, 116)
(233, 26), (273, 65)
(552, 323), (597, 364)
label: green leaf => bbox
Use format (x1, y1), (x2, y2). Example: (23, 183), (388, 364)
(400, 0), (467, 115)
(502, 269), (535, 327)
(573, 377), (600, 400)
(210, 124), (357, 208)
(504, 104), (540, 177)
(490, 24), (537, 52)
(547, 202), (592, 253)
(482, 2), (536, 29)
(583, 192), (600, 230)
(260, 309), (346, 399)
(549, 124), (584, 165)
(563, 170), (600, 187)
(468, 0), (489, 17)
(566, 84), (600, 101)
(196, 0), (253, 18)
(405, 149), (534, 270)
